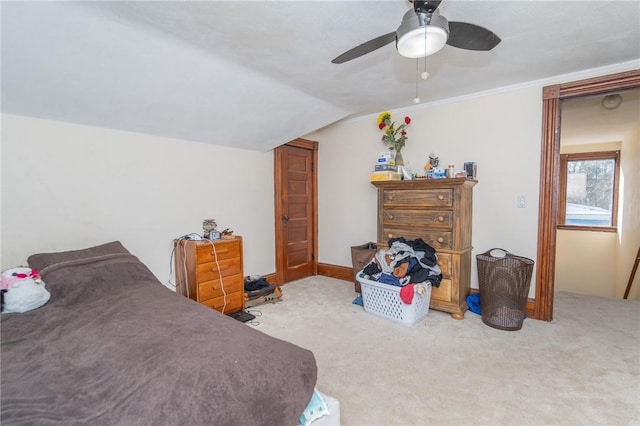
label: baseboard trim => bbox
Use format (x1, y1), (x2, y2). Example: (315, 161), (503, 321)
(317, 263), (354, 282)
(264, 267), (353, 286)
(262, 272), (277, 285)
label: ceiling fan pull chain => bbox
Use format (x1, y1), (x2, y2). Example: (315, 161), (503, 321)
(413, 58), (420, 104)
(414, 23), (429, 104)
(422, 25), (430, 80)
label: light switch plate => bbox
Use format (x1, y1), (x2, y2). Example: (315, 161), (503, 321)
(517, 195), (527, 208)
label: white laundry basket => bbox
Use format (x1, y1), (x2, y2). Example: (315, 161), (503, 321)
(356, 272), (431, 326)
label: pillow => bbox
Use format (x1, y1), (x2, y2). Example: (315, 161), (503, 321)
(27, 241), (130, 272)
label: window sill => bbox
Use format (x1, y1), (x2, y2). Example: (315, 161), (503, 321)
(557, 225), (617, 233)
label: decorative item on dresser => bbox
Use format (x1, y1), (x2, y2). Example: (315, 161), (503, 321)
(371, 178), (476, 319)
(174, 236), (244, 314)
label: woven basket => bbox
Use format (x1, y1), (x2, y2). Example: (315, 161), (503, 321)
(350, 242), (377, 293)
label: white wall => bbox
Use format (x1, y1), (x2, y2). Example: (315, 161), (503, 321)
(555, 230), (618, 298)
(309, 86), (542, 297)
(1, 114), (276, 285)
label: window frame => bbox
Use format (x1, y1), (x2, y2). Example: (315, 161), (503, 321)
(558, 150), (620, 232)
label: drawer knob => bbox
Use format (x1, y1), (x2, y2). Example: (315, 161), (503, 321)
(387, 214), (394, 220)
(437, 237), (444, 243)
(438, 195), (444, 200)
(388, 194), (394, 201)
(388, 233), (393, 239)
(438, 216), (444, 222)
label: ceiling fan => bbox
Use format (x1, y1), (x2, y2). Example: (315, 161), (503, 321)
(331, 0), (501, 64)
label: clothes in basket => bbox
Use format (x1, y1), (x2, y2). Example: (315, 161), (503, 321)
(356, 238), (441, 326)
(361, 237), (442, 289)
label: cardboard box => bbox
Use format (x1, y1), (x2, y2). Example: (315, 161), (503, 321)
(374, 164), (399, 172)
(369, 171), (402, 182)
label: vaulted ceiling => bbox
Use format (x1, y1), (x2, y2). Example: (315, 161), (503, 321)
(2, 1), (639, 151)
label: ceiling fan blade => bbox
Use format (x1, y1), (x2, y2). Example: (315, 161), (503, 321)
(331, 31), (396, 64)
(447, 21), (501, 51)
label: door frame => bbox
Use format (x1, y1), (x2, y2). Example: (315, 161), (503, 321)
(535, 69), (640, 321)
(274, 138), (319, 285)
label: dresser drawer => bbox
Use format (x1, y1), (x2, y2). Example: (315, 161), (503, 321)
(382, 209), (453, 228)
(383, 189), (452, 207)
(383, 227), (453, 250)
(195, 240), (241, 264)
(431, 278), (453, 303)
(196, 257), (242, 282)
(200, 290), (243, 313)
(198, 273), (243, 302)
(436, 253), (452, 277)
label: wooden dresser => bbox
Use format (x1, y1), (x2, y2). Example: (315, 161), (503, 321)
(371, 179), (476, 319)
(174, 236), (244, 314)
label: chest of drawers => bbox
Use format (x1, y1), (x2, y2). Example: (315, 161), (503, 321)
(371, 179), (476, 319)
(174, 237), (244, 314)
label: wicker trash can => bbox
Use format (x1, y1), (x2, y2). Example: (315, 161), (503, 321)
(350, 242), (377, 293)
(477, 248), (534, 331)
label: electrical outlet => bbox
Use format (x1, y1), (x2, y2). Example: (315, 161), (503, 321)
(517, 195), (527, 208)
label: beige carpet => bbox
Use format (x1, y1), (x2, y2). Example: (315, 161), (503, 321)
(248, 276), (640, 426)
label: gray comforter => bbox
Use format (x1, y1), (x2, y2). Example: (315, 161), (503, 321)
(1, 241), (317, 425)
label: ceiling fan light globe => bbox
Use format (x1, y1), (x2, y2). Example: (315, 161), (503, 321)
(397, 26), (447, 58)
(396, 9), (449, 59)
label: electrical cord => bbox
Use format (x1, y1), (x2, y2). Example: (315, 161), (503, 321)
(165, 242), (178, 290)
(206, 239), (227, 314)
(246, 309), (262, 327)
(181, 240), (190, 299)
(169, 233), (204, 299)
(170, 233), (229, 313)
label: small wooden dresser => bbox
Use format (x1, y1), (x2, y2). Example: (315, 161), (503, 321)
(174, 236), (244, 314)
(371, 179), (476, 319)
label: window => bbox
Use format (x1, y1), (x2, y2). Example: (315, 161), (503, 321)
(558, 150), (620, 231)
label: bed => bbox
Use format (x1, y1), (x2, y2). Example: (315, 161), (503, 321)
(1, 241), (317, 425)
